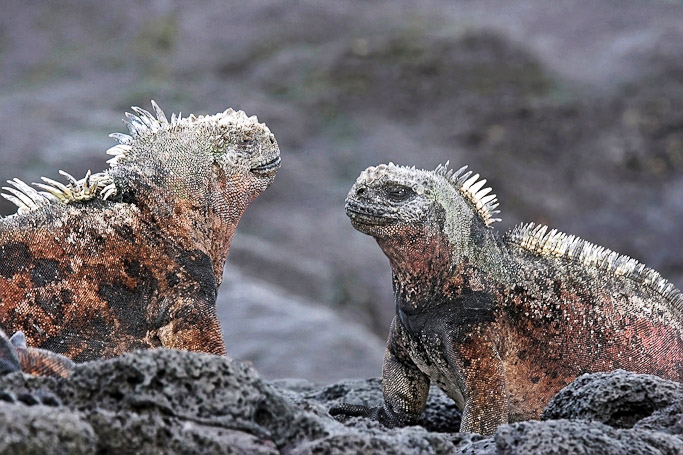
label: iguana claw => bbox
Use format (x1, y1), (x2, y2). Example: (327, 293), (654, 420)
(0, 329), (22, 376)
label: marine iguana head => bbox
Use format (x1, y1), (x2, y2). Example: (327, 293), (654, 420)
(1, 101), (281, 220)
(345, 162), (500, 271)
(106, 102), (281, 279)
(106, 101), (281, 215)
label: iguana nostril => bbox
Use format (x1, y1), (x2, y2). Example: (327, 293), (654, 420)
(357, 188), (366, 195)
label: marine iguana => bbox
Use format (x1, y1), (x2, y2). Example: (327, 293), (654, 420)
(331, 162), (683, 435)
(0, 102), (280, 377)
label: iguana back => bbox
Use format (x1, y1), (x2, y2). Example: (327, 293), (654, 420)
(500, 223), (681, 419)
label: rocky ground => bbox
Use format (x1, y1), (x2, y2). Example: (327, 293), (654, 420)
(0, 349), (680, 454)
(2, 0), (683, 383)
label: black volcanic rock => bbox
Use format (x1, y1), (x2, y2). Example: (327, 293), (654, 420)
(495, 419), (682, 455)
(0, 350), (465, 454)
(542, 370), (683, 429)
(0, 404), (95, 455)
(0, 351), (680, 454)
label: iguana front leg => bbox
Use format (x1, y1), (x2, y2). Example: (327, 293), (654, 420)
(330, 317), (430, 426)
(446, 333), (508, 434)
(155, 298), (226, 356)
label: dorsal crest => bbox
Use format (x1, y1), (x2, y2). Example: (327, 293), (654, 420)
(507, 222), (683, 311)
(434, 162), (501, 227)
(1, 102), (168, 216)
(1, 170), (115, 216)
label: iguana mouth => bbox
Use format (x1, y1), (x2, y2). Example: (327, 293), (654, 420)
(345, 201), (394, 226)
(251, 156), (281, 176)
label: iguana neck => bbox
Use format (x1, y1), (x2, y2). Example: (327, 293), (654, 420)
(203, 165), (256, 281)
(377, 220), (508, 314)
(110, 162), (247, 284)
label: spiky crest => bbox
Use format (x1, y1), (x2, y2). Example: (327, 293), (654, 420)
(1, 170), (116, 217)
(355, 162), (502, 227)
(1, 178), (53, 215)
(110, 101), (260, 159)
(434, 162), (501, 227)
(507, 222), (683, 311)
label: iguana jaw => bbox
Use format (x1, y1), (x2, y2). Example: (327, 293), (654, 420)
(250, 156), (281, 177)
(345, 199), (397, 228)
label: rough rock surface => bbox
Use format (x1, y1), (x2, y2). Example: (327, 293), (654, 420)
(542, 370), (683, 428)
(636, 399), (683, 437)
(0, 404), (95, 455)
(494, 420), (683, 455)
(0, 350), (680, 454)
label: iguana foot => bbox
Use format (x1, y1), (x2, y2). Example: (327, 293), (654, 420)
(0, 329), (74, 378)
(329, 403), (415, 427)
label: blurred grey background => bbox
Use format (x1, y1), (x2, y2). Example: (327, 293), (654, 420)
(2, 0), (682, 383)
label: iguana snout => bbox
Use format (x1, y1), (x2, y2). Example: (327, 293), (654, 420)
(345, 163), (432, 234)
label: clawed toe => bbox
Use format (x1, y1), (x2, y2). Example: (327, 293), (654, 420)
(329, 403), (375, 418)
(0, 329), (21, 376)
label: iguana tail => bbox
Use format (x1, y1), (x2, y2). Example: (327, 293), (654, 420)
(0, 329), (74, 378)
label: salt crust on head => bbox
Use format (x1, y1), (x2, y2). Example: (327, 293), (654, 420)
(356, 161), (501, 226)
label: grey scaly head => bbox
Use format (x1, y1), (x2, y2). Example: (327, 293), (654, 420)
(106, 102), (281, 224)
(2, 101), (281, 223)
(345, 161), (500, 269)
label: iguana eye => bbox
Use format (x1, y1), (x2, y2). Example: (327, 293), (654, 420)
(386, 186), (415, 202)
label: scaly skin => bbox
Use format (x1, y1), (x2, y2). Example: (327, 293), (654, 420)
(331, 162), (683, 435)
(0, 102), (280, 376)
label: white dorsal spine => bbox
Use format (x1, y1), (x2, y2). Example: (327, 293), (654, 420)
(1, 101), (168, 216)
(507, 222), (683, 311)
(434, 162), (501, 227)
